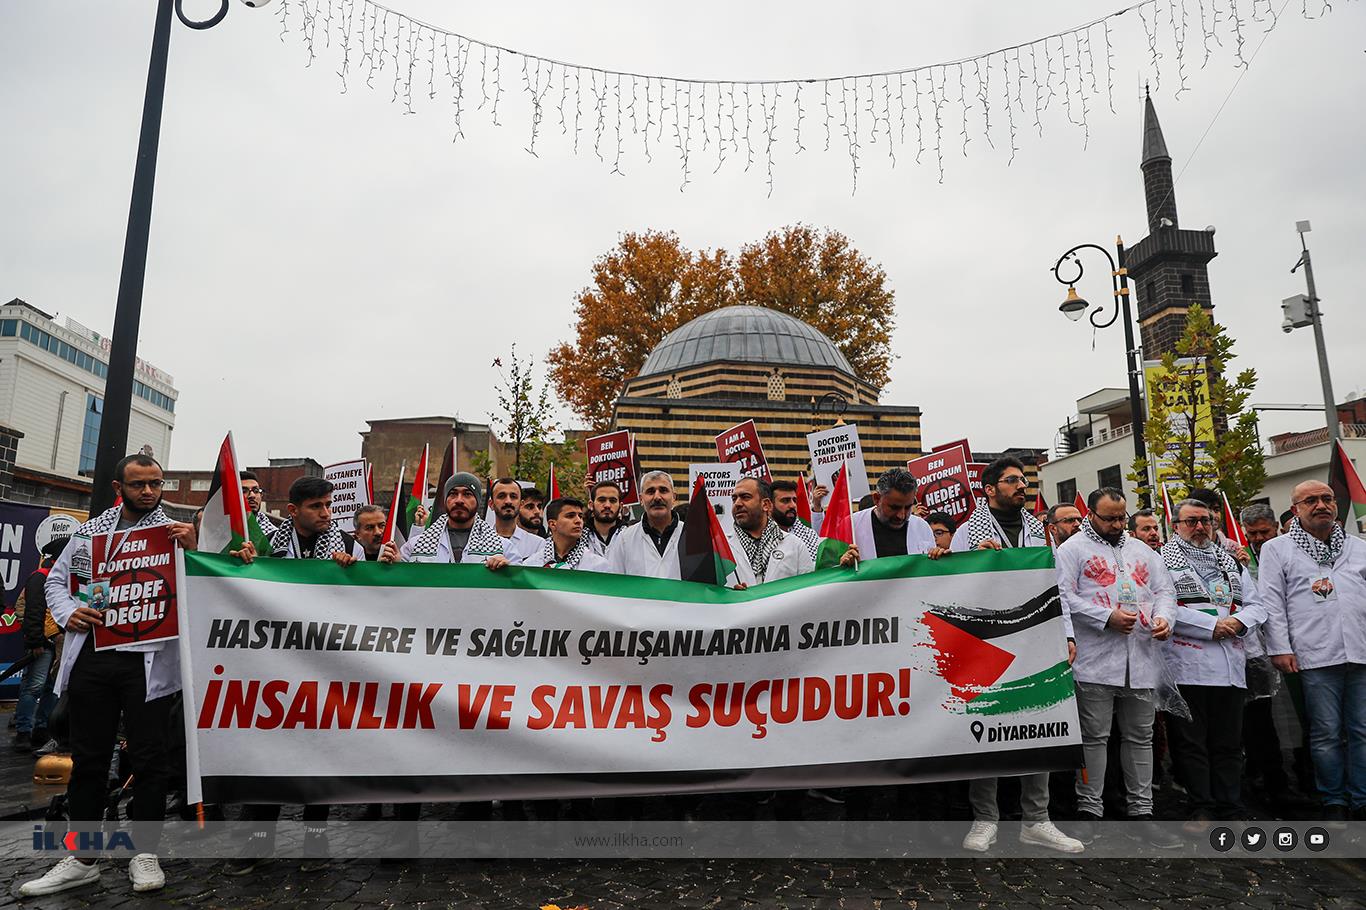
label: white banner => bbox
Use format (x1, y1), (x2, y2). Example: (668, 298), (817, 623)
(323, 459), (370, 532)
(689, 462), (742, 517)
(806, 424), (870, 500)
(178, 549), (1080, 805)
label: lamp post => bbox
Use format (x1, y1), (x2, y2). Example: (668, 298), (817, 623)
(810, 391), (848, 431)
(1287, 220), (1339, 446)
(88, 0), (239, 514)
(1053, 236), (1150, 508)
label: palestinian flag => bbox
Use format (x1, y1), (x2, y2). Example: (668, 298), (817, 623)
(427, 437), (456, 528)
(679, 474), (738, 586)
(546, 463), (561, 501)
(795, 474), (814, 529)
(384, 465), (407, 548)
(1160, 482), (1177, 531)
(1073, 492), (1088, 519)
(1329, 440), (1366, 530)
(1222, 491), (1251, 568)
(199, 432), (271, 556)
(1032, 490), (1048, 519)
(365, 462), (374, 506)
(921, 587), (1075, 715)
(404, 444), (429, 537)
(815, 463), (854, 570)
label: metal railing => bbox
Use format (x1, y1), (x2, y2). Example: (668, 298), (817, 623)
(1269, 423), (1366, 456)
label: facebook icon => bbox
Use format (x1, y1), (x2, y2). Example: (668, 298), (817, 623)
(1210, 827), (1235, 853)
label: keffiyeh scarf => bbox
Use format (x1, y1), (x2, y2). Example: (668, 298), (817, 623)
(72, 505), (171, 581)
(961, 498), (1047, 549)
(1081, 516), (1128, 550)
(540, 535), (588, 569)
(406, 516), (506, 561)
(735, 519), (784, 579)
(1288, 517), (1345, 567)
(789, 521), (820, 562)
(1161, 535), (1243, 604)
(269, 516), (347, 559)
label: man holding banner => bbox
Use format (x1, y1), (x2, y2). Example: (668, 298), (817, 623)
(265, 477), (366, 563)
(538, 497), (610, 571)
(382, 473), (511, 567)
(21, 455), (196, 898)
(723, 478), (813, 586)
(1056, 487), (1179, 849)
(605, 471), (685, 579)
(851, 468), (940, 560)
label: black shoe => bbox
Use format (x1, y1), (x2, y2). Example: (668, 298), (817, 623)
(1070, 813), (1102, 845)
(1130, 815), (1181, 849)
(1323, 804), (1349, 829)
(223, 832), (274, 876)
(11, 731), (31, 752)
(223, 855), (269, 877)
(299, 829), (331, 873)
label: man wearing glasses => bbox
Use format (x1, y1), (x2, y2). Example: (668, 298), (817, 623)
(1261, 480), (1366, 823)
(1055, 487), (1177, 848)
(952, 458), (1083, 854)
(1045, 502), (1083, 546)
(240, 470), (278, 537)
(1159, 499), (1266, 829)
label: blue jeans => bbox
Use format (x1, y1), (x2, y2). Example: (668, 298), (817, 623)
(14, 648), (56, 735)
(1300, 663), (1366, 809)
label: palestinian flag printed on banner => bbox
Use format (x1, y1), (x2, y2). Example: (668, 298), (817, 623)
(1329, 440), (1366, 530)
(920, 586), (1074, 716)
(199, 432), (272, 556)
(679, 474), (738, 586)
(404, 444), (429, 537)
(795, 473), (815, 529)
(814, 463), (854, 570)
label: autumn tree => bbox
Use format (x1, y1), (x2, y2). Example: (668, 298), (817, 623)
(548, 225), (896, 431)
(1128, 305), (1265, 512)
(474, 345), (583, 485)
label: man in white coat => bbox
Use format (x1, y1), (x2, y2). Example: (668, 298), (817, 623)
(851, 468), (942, 561)
(21, 455), (196, 898)
(489, 477), (548, 565)
(1159, 498), (1266, 826)
(1056, 487), (1178, 848)
(605, 471), (685, 579)
(381, 473), (512, 567)
(951, 458), (1082, 854)
(536, 497), (610, 571)
(724, 477), (816, 586)
(1262, 479), (1366, 823)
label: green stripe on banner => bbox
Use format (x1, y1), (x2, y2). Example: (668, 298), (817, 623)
(183, 546), (1057, 605)
(965, 660), (1075, 716)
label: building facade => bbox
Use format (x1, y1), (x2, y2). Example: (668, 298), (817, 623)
(609, 306), (922, 490)
(162, 457), (324, 518)
(0, 299), (177, 508)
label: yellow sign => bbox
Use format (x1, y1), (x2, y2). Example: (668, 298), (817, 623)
(1143, 357), (1217, 486)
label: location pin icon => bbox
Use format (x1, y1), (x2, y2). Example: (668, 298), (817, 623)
(970, 720), (984, 742)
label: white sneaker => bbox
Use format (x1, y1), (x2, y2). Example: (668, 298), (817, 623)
(18, 856), (101, 896)
(128, 853), (165, 892)
(1020, 820), (1085, 854)
(962, 820), (998, 852)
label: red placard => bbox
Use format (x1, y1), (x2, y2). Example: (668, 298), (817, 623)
(906, 448), (974, 523)
(715, 420), (772, 483)
(586, 430), (639, 505)
(89, 525), (179, 651)
(967, 463), (987, 499)
(932, 438), (975, 464)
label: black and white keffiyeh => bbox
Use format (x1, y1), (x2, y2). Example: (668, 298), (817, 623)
(961, 498), (1047, 549)
(1288, 517), (1345, 567)
(789, 521), (820, 562)
(406, 516), (505, 561)
(1161, 535), (1243, 604)
(254, 510), (280, 536)
(735, 519), (784, 579)
(540, 535), (588, 568)
(269, 516), (347, 559)
(1081, 516), (1128, 549)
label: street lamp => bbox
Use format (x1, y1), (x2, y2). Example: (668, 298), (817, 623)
(1052, 237), (1150, 507)
(811, 391), (848, 430)
(88, 0), (267, 514)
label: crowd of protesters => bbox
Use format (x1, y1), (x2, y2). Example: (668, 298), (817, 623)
(12, 451), (1364, 895)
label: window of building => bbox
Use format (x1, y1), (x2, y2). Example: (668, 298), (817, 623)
(0, 319), (15, 337)
(1056, 478), (1077, 508)
(1181, 273), (1195, 296)
(79, 395), (103, 475)
(1098, 464), (1122, 491)
(163, 478), (180, 492)
(190, 478), (211, 492)
(12, 319), (173, 413)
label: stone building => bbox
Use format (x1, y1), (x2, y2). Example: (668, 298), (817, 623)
(610, 306), (923, 490)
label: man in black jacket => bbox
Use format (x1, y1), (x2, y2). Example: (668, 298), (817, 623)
(12, 537), (67, 752)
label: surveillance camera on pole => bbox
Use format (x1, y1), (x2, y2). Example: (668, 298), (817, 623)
(1281, 295), (1313, 334)
(1284, 220), (1338, 445)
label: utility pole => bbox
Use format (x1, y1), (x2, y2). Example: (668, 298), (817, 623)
(1292, 221), (1338, 446)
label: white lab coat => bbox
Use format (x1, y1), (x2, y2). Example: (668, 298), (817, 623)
(723, 523), (814, 586)
(583, 523), (625, 558)
(604, 519), (684, 579)
(1056, 531), (1177, 688)
(45, 512), (181, 701)
(272, 529), (365, 561)
(948, 509), (1050, 552)
(1260, 533), (1366, 670)
(851, 509), (936, 560)
(1162, 553), (1266, 688)
(398, 521), (513, 564)
(535, 547), (611, 573)
(496, 525), (546, 565)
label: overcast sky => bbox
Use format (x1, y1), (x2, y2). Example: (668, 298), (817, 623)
(3, 1), (1363, 469)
